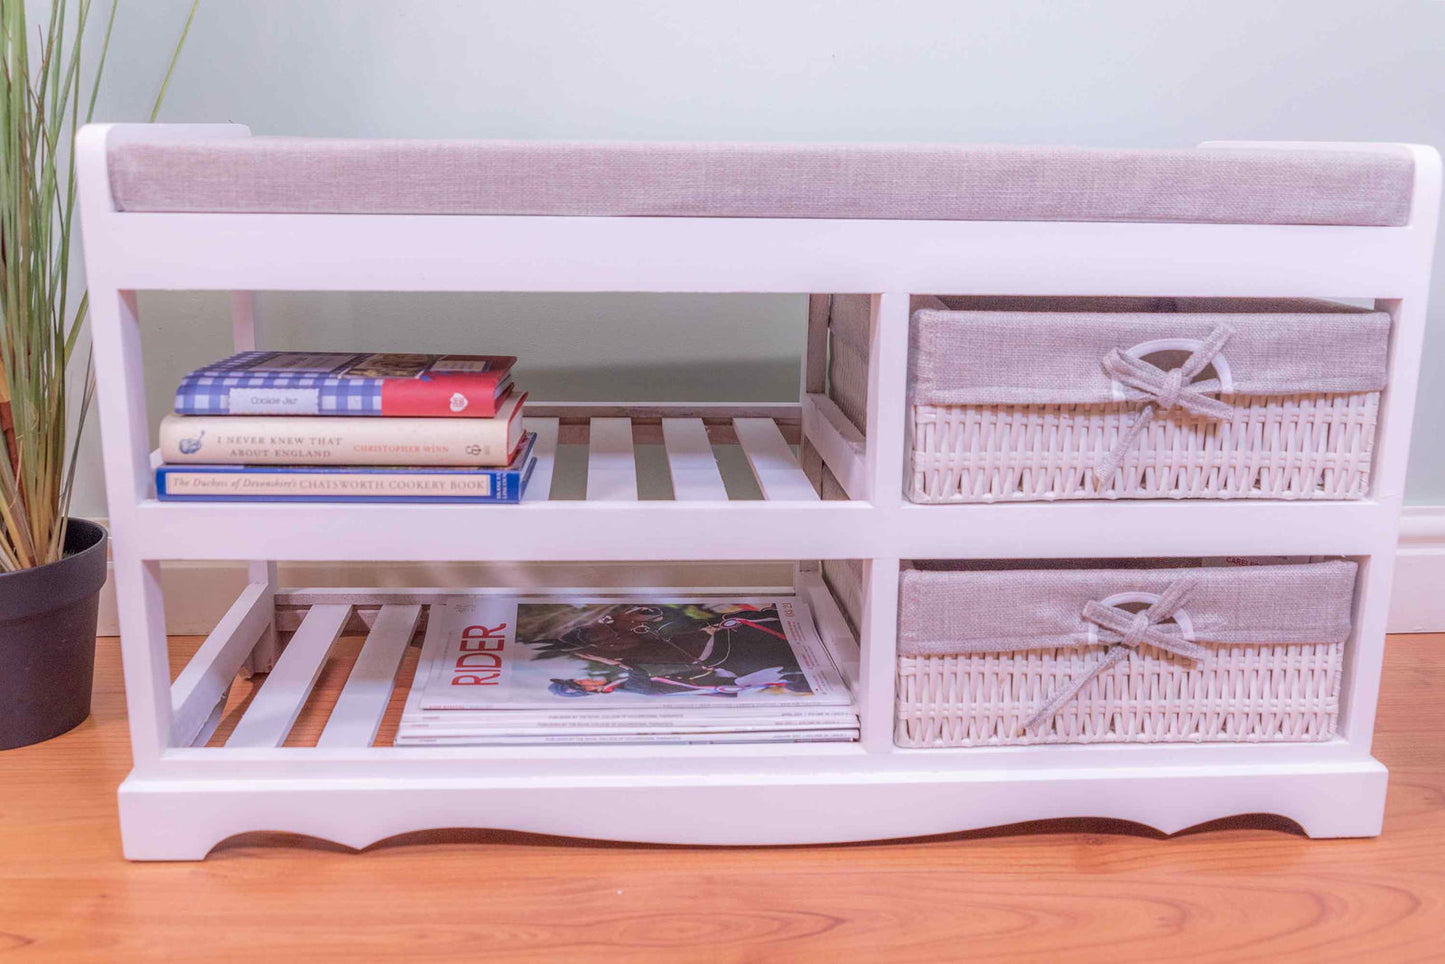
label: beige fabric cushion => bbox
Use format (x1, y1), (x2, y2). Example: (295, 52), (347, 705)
(108, 138), (1414, 225)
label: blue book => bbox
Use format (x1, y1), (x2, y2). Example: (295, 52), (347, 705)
(156, 433), (538, 504)
(174, 351), (516, 418)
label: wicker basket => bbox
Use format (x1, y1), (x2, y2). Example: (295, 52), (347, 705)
(894, 558), (1353, 748)
(906, 297), (1390, 502)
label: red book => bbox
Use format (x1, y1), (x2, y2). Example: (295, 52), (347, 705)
(174, 351), (517, 418)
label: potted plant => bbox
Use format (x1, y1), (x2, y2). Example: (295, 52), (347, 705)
(1, 0), (194, 750)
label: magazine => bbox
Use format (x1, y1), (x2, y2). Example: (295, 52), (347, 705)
(394, 729), (860, 747)
(403, 704), (859, 729)
(411, 595), (852, 712)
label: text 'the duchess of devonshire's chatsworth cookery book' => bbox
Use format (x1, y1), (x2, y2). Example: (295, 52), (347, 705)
(155, 433), (536, 503)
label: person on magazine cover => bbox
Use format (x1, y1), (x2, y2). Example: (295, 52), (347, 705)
(536, 604), (813, 699)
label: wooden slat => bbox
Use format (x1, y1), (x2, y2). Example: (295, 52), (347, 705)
(733, 418), (821, 502)
(661, 418), (728, 500)
(586, 417), (638, 501)
(316, 605), (422, 747)
(169, 582), (274, 747)
(802, 393), (868, 500)
(521, 416), (558, 503)
(224, 604), (350, 748)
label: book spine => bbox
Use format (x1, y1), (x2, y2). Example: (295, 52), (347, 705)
(174, 376), (507, 418)
(159, 410), (520, 466)
(155, 465), (524, 503)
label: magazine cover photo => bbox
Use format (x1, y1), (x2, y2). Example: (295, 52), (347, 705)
(416, 596), (852, 711)
(523, 601), (818, 701)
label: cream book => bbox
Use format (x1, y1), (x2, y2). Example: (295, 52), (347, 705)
(159, 392), (525, 466)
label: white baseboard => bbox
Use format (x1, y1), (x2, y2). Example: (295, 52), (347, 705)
(93, 507), (1445, 636)
(1389, 506), (1445, 634)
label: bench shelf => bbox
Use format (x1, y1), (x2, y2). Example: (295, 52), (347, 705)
(76, 124), (1441, 859)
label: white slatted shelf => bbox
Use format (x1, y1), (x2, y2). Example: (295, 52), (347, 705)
(130, 409), (1394, 562)
(525, 410), (821, 505)
(194, 589), (860, 755)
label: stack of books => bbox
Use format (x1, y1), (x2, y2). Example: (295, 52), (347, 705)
(397, 595), (859, 745)
(154, 351), (536, 503)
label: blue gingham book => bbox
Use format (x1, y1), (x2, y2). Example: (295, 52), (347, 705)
(174, 351), (516, 417)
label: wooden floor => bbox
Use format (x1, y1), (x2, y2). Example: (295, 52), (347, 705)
(1, 635), (1443, 963)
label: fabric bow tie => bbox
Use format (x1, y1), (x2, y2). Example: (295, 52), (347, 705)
(1021, 577), (1207, 731)
(1094, 325), (1236, 488)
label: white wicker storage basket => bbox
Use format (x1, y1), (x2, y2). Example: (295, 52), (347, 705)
(894, 558), (1353, 748)
(906, 297), (1390, 502)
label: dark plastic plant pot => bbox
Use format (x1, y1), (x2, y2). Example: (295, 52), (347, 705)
(0, 518), (108, 750)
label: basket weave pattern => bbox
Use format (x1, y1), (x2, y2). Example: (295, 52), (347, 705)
(909, 391), (1378, 502)
(896, 641), (1343, 747)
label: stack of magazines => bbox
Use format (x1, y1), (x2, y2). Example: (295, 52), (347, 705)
(397, 595), (859, 745)
(154, 351), (536, 503)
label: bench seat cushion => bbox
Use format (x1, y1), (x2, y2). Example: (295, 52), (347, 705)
(108, 138), (1414, 226)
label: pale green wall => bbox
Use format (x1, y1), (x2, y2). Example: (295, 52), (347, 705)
(71, 0), (1445, 514)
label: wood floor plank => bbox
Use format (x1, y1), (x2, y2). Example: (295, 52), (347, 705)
(0, 634), (1441, 962)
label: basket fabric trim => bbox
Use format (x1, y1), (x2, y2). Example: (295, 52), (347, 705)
(910, 304), (1389, 405)
(1093, 323), (1236, 485)
(896, 560), (1357, 656)
(1021, 577), (1203, 729)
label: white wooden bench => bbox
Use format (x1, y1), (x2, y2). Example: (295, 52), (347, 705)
(77, 123), (1439, 859)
